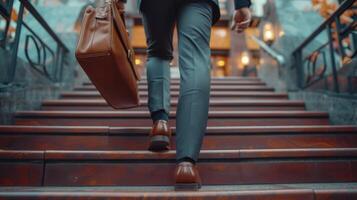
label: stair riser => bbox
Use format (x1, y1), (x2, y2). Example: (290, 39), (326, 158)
(1, 134), (356, 150)
(60, 91), (287, 96)
(15, 118), (330, 126)
(83, 80), (263, 85)
(138, 81), (265, 84)
(60, 91), (287, 98)
(40, 106), (306, 111)
(2, 189), (356, 200)
(105, 78), (261, 81)
(0, 163), (43, 186)
(135, 78), (261, 81)
(0, 195), (315, 200)
(85, 80), (265, 85)
(60, 96), (289, 101)
(77, 85), (269, 88)
(0, 191), (317, 200)
(1, 160), (356, 186)
(73, 88), (275, 92)
(315, 190), (357, 200)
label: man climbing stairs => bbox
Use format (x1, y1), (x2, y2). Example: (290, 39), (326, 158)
(0, 77), (357, 199)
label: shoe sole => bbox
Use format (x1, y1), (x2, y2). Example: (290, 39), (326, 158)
(175, 183), (201, 191)
(148, 135), (170, 152)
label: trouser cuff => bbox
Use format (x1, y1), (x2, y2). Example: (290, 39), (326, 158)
(151, 109), (169, 122)
(176, 156), (196, 164)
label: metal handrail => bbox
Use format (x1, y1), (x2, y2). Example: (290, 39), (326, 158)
(292, 0), (356, 93)
(292, 0), (355, 55)
(251, 35), (286, 67)
(0, 0), (70, 84)
(19, 0), (69, 52)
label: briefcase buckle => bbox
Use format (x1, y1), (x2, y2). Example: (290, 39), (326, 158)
(128, 49), (133, 60)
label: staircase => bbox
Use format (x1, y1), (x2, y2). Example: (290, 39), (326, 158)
(1, 77), (357, 199)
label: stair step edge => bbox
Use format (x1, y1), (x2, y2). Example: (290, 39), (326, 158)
(1, 185), (357, 198)
(0, 125), (356, 134)
(1, 148), (357, 160)
(13, 111), (329, 118)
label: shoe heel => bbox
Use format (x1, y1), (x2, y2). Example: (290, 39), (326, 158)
(175, 183), (201, 191)
(148, 135), (170, 152)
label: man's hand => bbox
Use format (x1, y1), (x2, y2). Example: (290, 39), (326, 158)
(231, 7), (251, 33)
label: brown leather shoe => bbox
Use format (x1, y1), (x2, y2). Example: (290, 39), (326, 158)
(174, 162), (202, 191)
(148, 120), (171, 152)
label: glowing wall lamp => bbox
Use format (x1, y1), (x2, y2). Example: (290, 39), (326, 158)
(263, 22), (275, 46)
(135, 58), (142, 65)
(241, 51), (250, 67)
(240, 51), (251, 77)
(216, 59), (226, 68)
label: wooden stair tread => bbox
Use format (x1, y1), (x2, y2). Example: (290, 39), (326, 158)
(134, 79), (264, 82)
(42, 99), (305, 106)
(84, 77), (262, 83)
(41, 99), (306, 111)
(129, 77), (261, 81)
(14, 111), (330, 126)
(0, 125), (108, 134)
(2, 148), (357, 160)
(133, 81), (266, 85)
(1, 125), (356, 135)
(1, 149), (356, 186)
(1, 125), (356, 150)
(138, 77), (261, 79)
(2, 182), (357, 191)
(74, 85), (275, 91)
(61, 91), (286, 96)
(0, 150), (44, 160)
(14, 111), (329, 118)
(0, 188), (314, 199)
(85, 82), (266, 86)
(1, 183), (357, 199)
(60, 91), (289, 100)
(44, 148), (357, 160)
(77, 85), (272, 89)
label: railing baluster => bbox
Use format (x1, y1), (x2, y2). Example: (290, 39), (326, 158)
(294, 50), (304, 89)
(327, 24), (340, 93)
(334, 16), (346, 59)
(7, 3), (24, 84)
(58, 49), (65, 82)
(54, 45), (61, 82)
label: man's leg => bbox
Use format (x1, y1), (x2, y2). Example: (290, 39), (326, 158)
(141, 0), (175, 120)
(140, 0), (176, 151)
(176, 0), (213, 162)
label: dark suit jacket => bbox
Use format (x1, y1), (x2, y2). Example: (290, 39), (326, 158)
(137, 0), (251, 24)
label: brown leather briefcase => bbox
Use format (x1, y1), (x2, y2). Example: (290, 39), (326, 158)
(75, 0), (141, 109)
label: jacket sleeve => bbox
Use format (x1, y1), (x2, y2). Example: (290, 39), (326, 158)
(234, 0), (251, 9)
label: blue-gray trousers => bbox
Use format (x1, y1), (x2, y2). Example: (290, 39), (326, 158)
(140, 0), (212, 162)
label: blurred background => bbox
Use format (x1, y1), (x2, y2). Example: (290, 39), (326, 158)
(2, 0), (355, 78)
(0, 0), (356, 124)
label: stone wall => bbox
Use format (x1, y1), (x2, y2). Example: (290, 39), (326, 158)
(290, 91), (357, 125)
(0, 33), (81, 125)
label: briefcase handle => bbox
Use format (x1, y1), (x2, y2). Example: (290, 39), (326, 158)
(105, 0), (127, 27)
